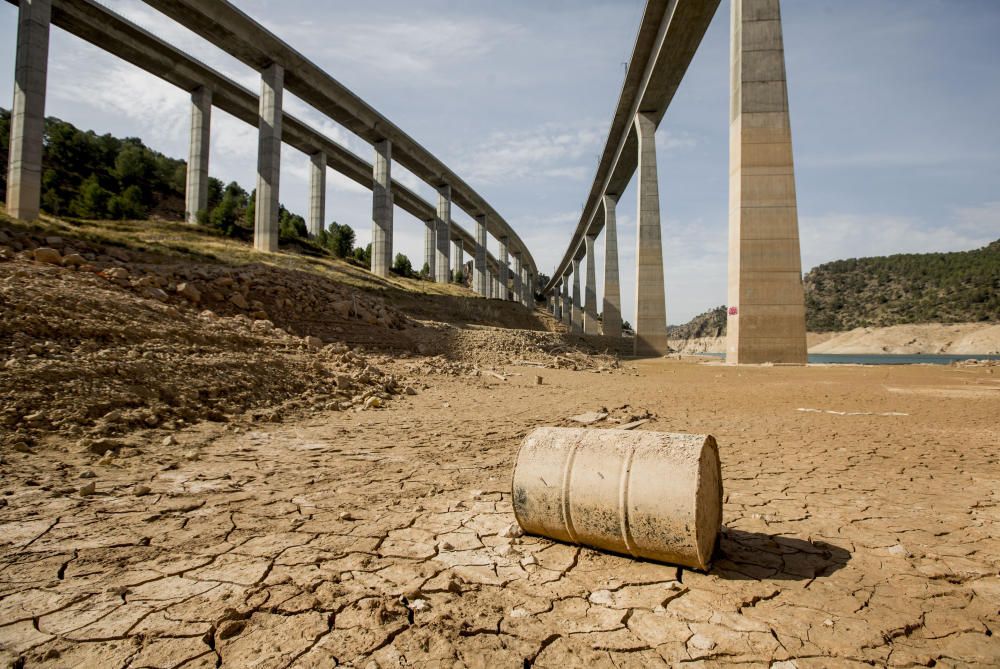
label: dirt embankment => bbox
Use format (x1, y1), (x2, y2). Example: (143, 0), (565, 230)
(670, 322), (1000, 356)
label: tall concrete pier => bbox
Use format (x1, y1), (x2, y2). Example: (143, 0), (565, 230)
(571, 259), (583, 333)
(512, 253), (522, 304)
(6, 0), (51, 221)
(474, 215), (487, 295)
(424, 219), (436, 279)
(562, 275), (572, 327)
(254, 63), (283, 253)
(371, 139), (393, 276)
(185, 86), (212, 225)
(308, 150), (326, 237)
(601, 195), (622, 337)
(633, 113), (669, 356)
(498, 237), (509, 300)
(434, 185), (451, 283)
(727, 0), (807, 364)
(583, 235), (599, 335)
(454, 242), (464, 282)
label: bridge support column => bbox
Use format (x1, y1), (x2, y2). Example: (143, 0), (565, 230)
(485, 266), (493, 299)
(454, 241), (464, 283)
(308, 151), (326, 237)
(523, 269), (532, 308)
(727, 0), (807, 365)
(562, 275), (571, 326)
(633, 112), (669, 356)
(553, 282), (562, 320)
(185, 86), (212, 225)
(254, 63), (283, 253)
(474, 215), (487, 295)
(602, 195), (622, 337)
(571, 259), (583, 333)
(434, 185), (451, 283)
(6, 0), (51, 221)
(512, 253), (522, 305)
(423, 219), (436, 278)
(498, 237), (509, 300)
(371, 139), (393, 276)
(584, 235), (599, 334)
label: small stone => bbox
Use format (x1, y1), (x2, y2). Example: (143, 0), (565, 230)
(888, 544), (910, 557)
(162, 435), (176, 447)
(520, 555), (537, 567)
(404, 386), (418, 396)
(79, 481), (97, 496)
(470, 490), (483, 500)
(79, 470), (96, 479)
(339, 511), (355, 521)
(134, 485), (152, 497)
(500, 523), (524, 539)
(184, 449), (200, 461)
(97, 453), (115, 466)
(62, 253), (86, 267)
(105, 267), (129, 280)
(535, 376), (543, 385)
(85, 438), (122, 455)
(363, 396), (382, 410)
(589, 590), (614, 606)
(229, 293), (249, 310)
(33, 247), (62, 265)
(217, 620), (245, 640)
(12, 442), (32, 453)
(494, 543), (513, 557)
(823, 618), (834, 627)
(689, 634), (716, 651)
(304, 335), (323, 350)
(176, 282), (201, 304)
(409, 598), (429, 612)
(438, 541), (454, 551)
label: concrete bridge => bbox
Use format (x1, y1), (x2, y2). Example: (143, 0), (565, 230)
(539, 0), (808, 364)
(4, 0), (537, 305)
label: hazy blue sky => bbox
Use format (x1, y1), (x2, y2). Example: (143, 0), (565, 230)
(2, 1), (998, 323)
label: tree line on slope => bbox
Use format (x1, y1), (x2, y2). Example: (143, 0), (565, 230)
(0, 109), (424, 277)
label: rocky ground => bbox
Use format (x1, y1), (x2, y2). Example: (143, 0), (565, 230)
(2, 219), (999, 667)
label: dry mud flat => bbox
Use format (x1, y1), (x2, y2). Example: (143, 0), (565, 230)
(2, 359), (999, 667)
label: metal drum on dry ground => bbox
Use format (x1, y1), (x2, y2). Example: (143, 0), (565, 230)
(511, 427), (722, 570)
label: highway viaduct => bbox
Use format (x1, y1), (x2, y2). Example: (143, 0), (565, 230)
(540, 0), (808, 365)
(3, 0), (537, 305)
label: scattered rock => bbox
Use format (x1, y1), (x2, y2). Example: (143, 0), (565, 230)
(569, 411), (609, 425)
(363, 396), (383, 410)
(79, 481), (96, 496)
(33, 247), (62, 265)
(217, 620), (245, 640)
(12, 442), (32, 453)
(689, 634), (716, 651)
(304, 335), (323, 350)
(162, 435), (176, 447)
(229, 293), (249, 310)
(79, 470), (96, 479)
(134, 484), (152, 497)
(339, 511), (355, 521)
(62, 253), (86, 267)
(500, 523), (524, 539)
(85, 438), (122, 455)
(888, 544), (910, 557)
(404, 386), (418, 396)
(176, 282), (201, 304)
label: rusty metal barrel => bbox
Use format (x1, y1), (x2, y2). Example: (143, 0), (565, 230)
(511, 427), (722, 570)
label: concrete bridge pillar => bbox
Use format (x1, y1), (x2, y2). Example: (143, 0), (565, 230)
(524, 269), (533, 308)
(727, 0), (807, 365)
(6, 0), (51, 221)
(498, 237), (509, 300)
(511, 253), (522, 305)
(485, 266), (494, 299)
(423, 219), (436, 278)
(561, 275), (571, 326)
(584, 234), (599, 335)
(454, 241), (464, 283)
(571, 259), (583, 333)
(371, 138), (393, 276)
(185, 86), (212, 225)
(308, 150), (326, 237)
(633, 112), (669, 356)
(434, 185), (451, 283)
(474, 215), (487, 295)
(254, 63), (283, 253)
(602, 194), (622, 338)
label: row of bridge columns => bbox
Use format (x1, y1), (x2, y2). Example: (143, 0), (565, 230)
(546, 0), (805, 363)
(5, 0), (534, 307)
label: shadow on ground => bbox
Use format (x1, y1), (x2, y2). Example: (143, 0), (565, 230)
(711, 527), (852, 581)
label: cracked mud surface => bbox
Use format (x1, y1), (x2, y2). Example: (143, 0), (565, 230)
(2, 359), (998, 667)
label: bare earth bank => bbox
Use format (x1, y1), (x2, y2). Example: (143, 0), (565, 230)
(671, 322), (1000, 356)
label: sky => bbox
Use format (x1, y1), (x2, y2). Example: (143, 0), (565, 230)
(2, 0), (999, 325)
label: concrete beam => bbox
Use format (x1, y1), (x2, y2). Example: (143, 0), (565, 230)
(6, 0), (51, 221)
(633, 112), (669, 356)
(601, 195), (622, 337)
(253, 62), (283, 253)
(571, 260), (583, 333)
(727, 0), (807, 364)
(371, 138), (392, 276)
(434, 184), (451, 283)
(584, 234), (599, 335)
(474, 214), (487, 296)
(308, 150), (326, 237)
(185, 85), (211, 224)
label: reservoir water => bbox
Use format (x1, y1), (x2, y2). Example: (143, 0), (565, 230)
(695, 353), (1000, 365)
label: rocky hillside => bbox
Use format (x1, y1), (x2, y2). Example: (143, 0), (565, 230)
(671, 240), (1000, 335)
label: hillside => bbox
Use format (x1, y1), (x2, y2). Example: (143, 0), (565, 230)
(804, 240), (1000, 331)
(671, 241), (1000, 337)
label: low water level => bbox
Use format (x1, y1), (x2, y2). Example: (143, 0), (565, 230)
(696, 353), (1000, 365)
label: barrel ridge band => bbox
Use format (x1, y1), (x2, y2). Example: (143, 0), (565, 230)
(618, 443), (638, 557)
(560, 439), (580, 544)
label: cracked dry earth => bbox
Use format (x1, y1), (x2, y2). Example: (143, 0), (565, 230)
(2, 358), (999, 667)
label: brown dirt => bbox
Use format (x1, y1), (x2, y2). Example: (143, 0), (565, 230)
(2, 216), (999, 667)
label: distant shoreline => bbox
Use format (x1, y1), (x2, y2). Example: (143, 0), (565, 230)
(669, 322), (1000, 356)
